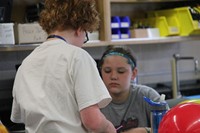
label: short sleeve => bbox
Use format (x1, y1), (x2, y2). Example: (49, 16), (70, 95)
(10, 97), (23, 123)
(72, 50), (112, 111)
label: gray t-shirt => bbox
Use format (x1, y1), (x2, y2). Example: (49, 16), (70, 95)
(101, 84), (161, 130)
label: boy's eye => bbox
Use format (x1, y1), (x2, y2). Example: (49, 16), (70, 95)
(117, 68), (126, 73)
(103, 67), (127, 74)
(103, 67), (111, 73)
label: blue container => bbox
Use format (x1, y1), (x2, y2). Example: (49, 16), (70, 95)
(111, 16), (120, 28)
(120, 28), (130, 39)
(144, 96), (168, 133)
(120, 16), (131, 28)
(111, 16), (131, 39)
(151, 110), (167, 133)
(112, 28), (121, 39)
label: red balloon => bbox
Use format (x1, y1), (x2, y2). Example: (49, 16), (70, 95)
(158, 103), (200, 133)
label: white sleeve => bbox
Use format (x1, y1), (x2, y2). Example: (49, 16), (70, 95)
(10, 97), (23, 123)
(73, 51), (112, 111)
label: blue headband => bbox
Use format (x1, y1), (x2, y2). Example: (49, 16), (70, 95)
(103, 51), (135, 69)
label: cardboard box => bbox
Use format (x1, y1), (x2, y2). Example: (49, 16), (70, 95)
(15, 23), (47, 44)
(0, 23), (15, 44)
(131, 28), (160, 38)
(88, 31), (99, 41)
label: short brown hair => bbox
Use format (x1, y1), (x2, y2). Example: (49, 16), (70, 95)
(39, 0), (100, 34)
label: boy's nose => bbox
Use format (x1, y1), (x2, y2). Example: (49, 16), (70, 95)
(110, 72), (118, 80)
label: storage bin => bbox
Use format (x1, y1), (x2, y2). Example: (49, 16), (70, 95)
(174, 7), (200, 36)
(131, 28), (160, 38)
(112, 28), (121, 39)
(111, 16), (120, 28)
(111, 16), (131, 39)
(88, 31), (99, 41)
(0, 23), (15, 44)
(120, 16), (131, 28)
(149, 7), (200, 36)
(120, 28), (130, 39)
(133, 17), (177, 37)
(148, 16), (179, 37)
(148, 9), (180, 36)
(14, 23), (47, 44)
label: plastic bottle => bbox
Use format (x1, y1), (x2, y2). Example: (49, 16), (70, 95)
(144, 95), (168, 133)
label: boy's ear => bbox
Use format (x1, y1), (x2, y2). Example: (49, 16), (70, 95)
(75, 27), (82, 37)
(131, 68), (138, 80)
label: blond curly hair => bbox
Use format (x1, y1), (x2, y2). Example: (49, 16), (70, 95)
(39, 0), (100, 34)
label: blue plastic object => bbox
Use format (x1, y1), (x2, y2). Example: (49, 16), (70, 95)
(120, 16), (131, 28)
(111, 16), (120, 28)
(144, 96), (168, 133)
(111, 16), (131, 39)
(112, 28), (121, 39)
(184, 95), (200, 99)
(120, 28), (130, 39)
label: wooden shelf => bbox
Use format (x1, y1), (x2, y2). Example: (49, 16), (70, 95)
(109, 36), (200, 45)
(1, 36), (199, 51)
(85, 36), (200, 46)
(0, 44), (40, 52)
(0, 41), (107, 51)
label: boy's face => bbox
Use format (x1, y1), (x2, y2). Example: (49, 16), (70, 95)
(101, 55), (137, 96)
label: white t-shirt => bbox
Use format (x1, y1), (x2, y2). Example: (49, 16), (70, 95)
(11, 40), (112, 133)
